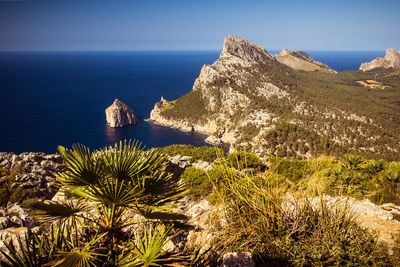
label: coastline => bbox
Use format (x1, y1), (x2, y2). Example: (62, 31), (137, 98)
(146, 118), (230, 151)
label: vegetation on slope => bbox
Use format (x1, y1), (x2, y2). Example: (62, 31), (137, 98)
(161, 90), (209, 123)
(2, 141), (400, 266)
(156, 52), (400, 160)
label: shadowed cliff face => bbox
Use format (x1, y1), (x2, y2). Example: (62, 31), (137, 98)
(150, 36), (400, 160)
(360, 48), (400, 71)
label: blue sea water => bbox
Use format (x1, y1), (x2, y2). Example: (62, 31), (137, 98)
(0, 50), (385, 154)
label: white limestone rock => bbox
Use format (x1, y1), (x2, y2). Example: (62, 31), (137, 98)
(105, 99), (138, 127)
(360, 48), (400, 71)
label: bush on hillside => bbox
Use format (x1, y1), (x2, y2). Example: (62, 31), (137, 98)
(323, 155), (400, 205)
(181, 167), (210, 198)
(226, 151), (263, 170)
(269, 156), (312, 183)
(211, 166), (392, 266)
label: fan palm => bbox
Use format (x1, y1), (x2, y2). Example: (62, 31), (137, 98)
(1, 140), (188, 266)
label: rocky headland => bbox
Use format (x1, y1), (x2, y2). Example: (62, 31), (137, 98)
(105, 99), (138, 127)
(150, 35), (400, 160)
(274, 49), (337, 73)
(360, 48), (400, 71)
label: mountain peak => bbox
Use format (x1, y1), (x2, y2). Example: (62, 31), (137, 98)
(220, 35), (274, 63)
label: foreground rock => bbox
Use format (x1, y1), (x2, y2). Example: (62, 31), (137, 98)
(0, 152), (66, 258)
(105, 99), (138, 127)
(274, 49), (337, 73)
(360, 48), (400, 71)
(0, 152), (64, 201)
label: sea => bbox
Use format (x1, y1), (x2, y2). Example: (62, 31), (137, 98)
(0, 50), (385, 154)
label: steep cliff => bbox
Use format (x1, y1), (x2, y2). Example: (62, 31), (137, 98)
(150, 36), (400, 159)
(360, 48), (400, 71)
(106, 99), (137, 127)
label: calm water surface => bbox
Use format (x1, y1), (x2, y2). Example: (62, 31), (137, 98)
(0, 50), (385, 153)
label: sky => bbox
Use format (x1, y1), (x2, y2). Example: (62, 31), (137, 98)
(0, 0), (399, 51)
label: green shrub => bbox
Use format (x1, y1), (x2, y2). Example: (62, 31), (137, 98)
(181, 167), (210, 197)
(226, 151), (263, 169)
(206, 165), (245, 204)
(322, 156), (400, 205)
(269, 156), (312, 182)
(155, 144), (224, 162)
(212, 166), (391, 266)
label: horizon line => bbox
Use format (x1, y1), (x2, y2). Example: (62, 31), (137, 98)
(0, 49), (388, 52)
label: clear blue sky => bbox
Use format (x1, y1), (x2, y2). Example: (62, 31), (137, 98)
(0, 0), (399, 51)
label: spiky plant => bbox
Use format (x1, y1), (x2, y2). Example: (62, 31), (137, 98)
(1, 140), (188, 266)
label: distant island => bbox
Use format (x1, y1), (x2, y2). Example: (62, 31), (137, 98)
(150, 36), (400, 160)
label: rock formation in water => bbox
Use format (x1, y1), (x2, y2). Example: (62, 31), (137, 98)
(274, 49), (337, 73)
(360, 48), (400, 71)
(150, 35), (400, 159)
(105, 99), (138, 127)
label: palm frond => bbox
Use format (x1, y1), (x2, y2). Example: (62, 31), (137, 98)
(0, 223), (79, 267)
(29, 200), (89, 223)
(118, 225), (186, 266)
(99, 140), (168, 183)
(138, 172), (186, 207)
(0, 231), (40, 267)
(48, 232), (106, 267)
(58, 145), (106, 187)
(85, 177), (143, 207)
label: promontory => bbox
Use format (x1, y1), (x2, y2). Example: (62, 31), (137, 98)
(150, 36), (400, 160)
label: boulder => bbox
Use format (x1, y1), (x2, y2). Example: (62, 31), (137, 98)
(105, 99), (138, 127)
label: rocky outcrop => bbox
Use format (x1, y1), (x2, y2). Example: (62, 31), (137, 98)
(274, 49), (337, 73)
(105, 99), (138, 127)
(220, 35), (275, 64)
(0, 152), (66, 259)
(360, 48), (400, 71)
(0, 152), (64, 201)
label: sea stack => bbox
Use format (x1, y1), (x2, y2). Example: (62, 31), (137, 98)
(105, 99), (138, 127)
